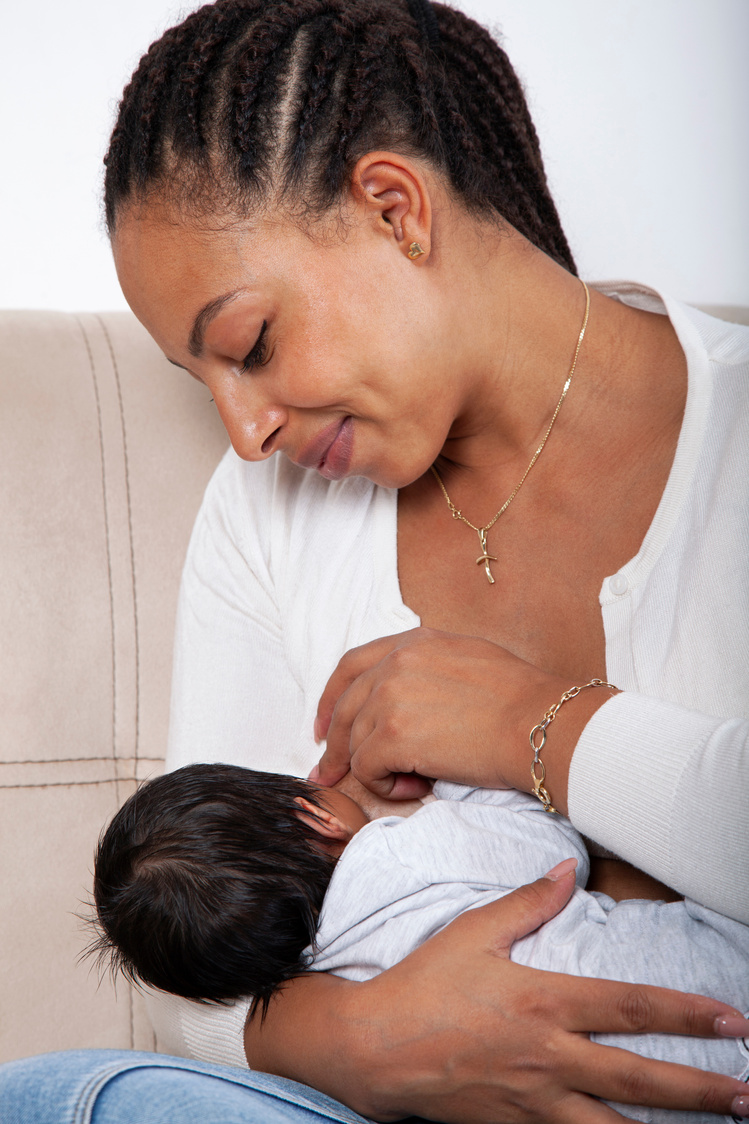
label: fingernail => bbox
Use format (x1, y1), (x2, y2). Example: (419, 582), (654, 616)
(307, 765), (320, 783)
(313, 717), (322, 743)
(544, 858), (578, 881)
(730, 1094), (749, 1117)
(715, 1014), (749, 1037)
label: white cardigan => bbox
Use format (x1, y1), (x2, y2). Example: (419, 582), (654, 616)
(154, 284), (749, 1065)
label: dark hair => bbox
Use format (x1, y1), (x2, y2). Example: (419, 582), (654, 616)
(103, 0), (575, 271)
(90, 763), (338, 1017)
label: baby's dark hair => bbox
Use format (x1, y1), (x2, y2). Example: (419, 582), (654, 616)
(90, 763), (338, 1017)
(103, 0), (575, 272)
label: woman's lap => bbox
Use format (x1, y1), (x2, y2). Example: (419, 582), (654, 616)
(0, 1050), (377, 1124)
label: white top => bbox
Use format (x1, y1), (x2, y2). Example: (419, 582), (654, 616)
(155, 285), (749, 1066)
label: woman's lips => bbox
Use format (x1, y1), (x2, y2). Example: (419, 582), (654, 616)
(296, 417), (354, 480)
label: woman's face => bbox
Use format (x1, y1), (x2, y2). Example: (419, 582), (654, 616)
(113, 198), (472, 489)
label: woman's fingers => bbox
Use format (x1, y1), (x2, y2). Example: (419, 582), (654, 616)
(316, 671), (378, 785)
(315, 629), (453, 791)
(316, 633), (410, 739)
(381, 771), (434, 800)
(313, 633), (414, 784)
(566, 1038), (749, 1116)
(554, 973), (749, 1039)
(313, 627), (514, 793)
(345, 728), (421, 797)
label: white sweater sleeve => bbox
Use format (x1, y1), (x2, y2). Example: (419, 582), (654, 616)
(155, 453), (308, 1067)
(568, 692), (749, 923)
(166, 450), (310, 778)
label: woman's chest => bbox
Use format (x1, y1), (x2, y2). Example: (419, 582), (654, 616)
(395, 477), (653, 682)
(398, 538), (608, 681)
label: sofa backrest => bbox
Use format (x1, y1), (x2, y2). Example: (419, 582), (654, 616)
(0, 310), (227, 1061)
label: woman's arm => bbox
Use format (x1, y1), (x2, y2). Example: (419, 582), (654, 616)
(166, 451), (310, 776)
(312, 628), (749, 921)
(246, 870), (749, 1122)
(568, 691), (748, 921)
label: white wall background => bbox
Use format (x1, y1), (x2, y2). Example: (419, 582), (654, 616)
(2, 0), (747, 311)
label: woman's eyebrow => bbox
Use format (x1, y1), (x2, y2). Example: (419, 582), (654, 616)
(188, 290), (244, 358)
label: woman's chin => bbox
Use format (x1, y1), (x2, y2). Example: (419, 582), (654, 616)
(355, 458), (436, 491)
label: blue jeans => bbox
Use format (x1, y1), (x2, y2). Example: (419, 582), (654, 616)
(0, 1050), (412, 1124)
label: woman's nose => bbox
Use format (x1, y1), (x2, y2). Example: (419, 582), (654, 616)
(212, 385), (288, 461)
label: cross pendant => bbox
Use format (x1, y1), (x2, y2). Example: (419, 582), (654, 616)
(476, 528), (498, 584)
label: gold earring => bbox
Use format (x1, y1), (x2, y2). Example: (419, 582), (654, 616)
(407, 241), (425, 259)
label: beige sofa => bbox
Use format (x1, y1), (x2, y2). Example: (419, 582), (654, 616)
(1, 302), (746, 1066)
(0, 311), (227, 1063)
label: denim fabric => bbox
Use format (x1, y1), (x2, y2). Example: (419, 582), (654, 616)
(0, 1050), (377, 1124)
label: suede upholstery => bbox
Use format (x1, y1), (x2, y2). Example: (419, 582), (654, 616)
(0, 311), (227, 1062)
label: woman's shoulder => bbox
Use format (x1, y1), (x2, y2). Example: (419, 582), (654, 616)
(594, 280), (749, 369)
(191, 449), (409, 647)
(198, 447), (389, 554)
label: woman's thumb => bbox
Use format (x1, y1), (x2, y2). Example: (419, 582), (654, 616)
(481, 859), (578, 956)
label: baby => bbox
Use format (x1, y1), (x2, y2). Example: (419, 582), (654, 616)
(91, 763), (749, 1124)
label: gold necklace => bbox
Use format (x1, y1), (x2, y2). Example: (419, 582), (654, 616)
(431, 279), (590, 584)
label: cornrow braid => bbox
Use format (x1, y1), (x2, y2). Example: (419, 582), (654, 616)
(406, 0), (441, 50)
(433, 5), (574, 269)
(104, 0), (575, 272)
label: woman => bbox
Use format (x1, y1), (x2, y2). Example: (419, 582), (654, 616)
(2, 1), (747, 1121)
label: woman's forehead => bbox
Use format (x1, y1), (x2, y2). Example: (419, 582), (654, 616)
(112, 197), (348, 285)
(111, 198), (370, 358)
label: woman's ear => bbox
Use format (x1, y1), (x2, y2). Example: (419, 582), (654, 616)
(294, 797), (352, 842)
(350, 151), (432, 259)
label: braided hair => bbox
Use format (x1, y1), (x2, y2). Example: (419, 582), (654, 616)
(104, 0), (575, 272)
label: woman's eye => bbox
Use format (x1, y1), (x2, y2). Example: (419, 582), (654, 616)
(240, 321), (269, 373)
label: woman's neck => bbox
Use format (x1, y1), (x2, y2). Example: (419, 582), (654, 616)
(431, 230), (685, 516)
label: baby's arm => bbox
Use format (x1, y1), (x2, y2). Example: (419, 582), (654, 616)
(430, 781), (591, 887)
(312, 788), (589, 982)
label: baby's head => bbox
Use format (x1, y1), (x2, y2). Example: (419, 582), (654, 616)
(90, 763), (368, 1015)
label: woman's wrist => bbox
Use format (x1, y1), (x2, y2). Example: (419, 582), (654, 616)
(511, 672), (619, 817)
(244, 973), (389, 1117)
(244, 967), (441, 1120)
(243, 974), (346, 1077)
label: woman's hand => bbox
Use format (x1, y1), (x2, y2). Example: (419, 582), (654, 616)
(311, 628), (607, 812)
(331, 767), (426, 821)
(247, 866), (749, 1122)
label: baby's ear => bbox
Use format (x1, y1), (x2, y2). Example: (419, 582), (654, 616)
(293, 797), (351, 842)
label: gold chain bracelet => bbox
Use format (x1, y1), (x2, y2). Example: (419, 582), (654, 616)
(529, 679), (619, 813)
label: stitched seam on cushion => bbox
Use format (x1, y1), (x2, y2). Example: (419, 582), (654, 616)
(0, 757), (163, 765)
(76, 316), (119, 809)
(96, 315), (139, 1051)
(97, 314), (140, 767)
(0, 780), (130, 790)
